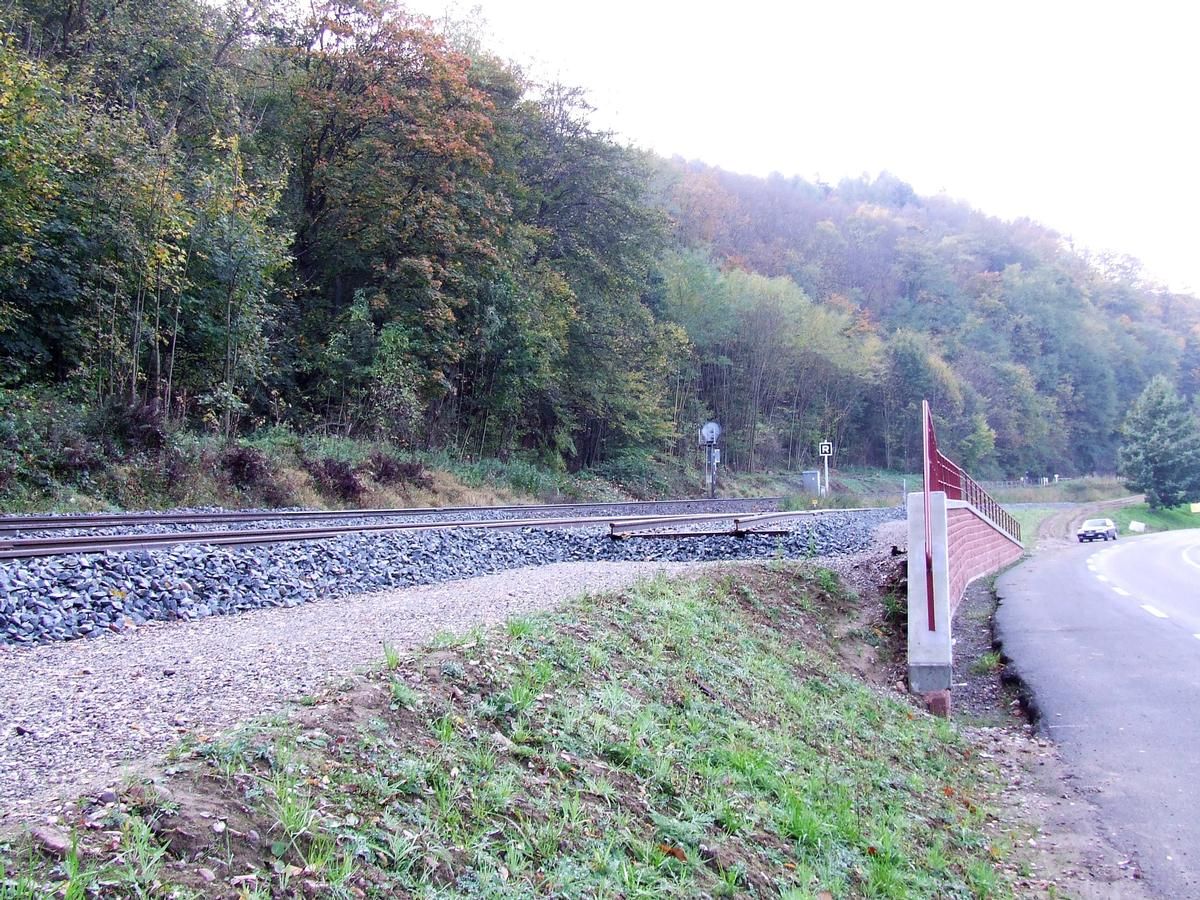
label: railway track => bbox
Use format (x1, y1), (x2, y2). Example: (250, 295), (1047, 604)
(0, 498), (792, 559)
(0, 496), (780, 533)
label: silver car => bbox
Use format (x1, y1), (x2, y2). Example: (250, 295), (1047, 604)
(1077, 518), (1118, 542)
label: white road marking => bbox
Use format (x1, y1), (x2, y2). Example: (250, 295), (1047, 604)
(1096, 574), (1109, 582)
(1183, 545), (1200, 573)
(1112, 587), (1131, 597)
(1194, 634), (1200, 642)
(1141, 604), (1169, 619)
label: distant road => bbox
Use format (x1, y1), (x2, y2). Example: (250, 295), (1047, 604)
(1032, 495), (1143, 550)
(996, 531), (1200, 898)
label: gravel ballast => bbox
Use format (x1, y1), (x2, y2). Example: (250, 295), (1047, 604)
(0, 508), (901, 645)
(0, 497), (780, 539)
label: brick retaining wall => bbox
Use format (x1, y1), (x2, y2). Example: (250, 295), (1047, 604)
(946, 505), (1023, 614)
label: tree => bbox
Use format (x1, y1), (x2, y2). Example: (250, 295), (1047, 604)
(1117, 376), (1200, 509)
(0, 38), (78, 381)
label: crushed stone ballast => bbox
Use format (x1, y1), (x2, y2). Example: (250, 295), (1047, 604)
(0, 496), (782, 538)
(0, 508), (903, 646)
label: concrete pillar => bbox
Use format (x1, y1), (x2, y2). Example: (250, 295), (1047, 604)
(907, 491), (952, 697)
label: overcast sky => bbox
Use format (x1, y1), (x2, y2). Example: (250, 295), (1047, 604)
(408, 0), (1200, 294)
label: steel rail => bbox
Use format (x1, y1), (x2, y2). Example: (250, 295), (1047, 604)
(606, 512), (744, 536)
(611, 528), (790, 540)
(731, 507), (890, 529)
(0, 514), (629, 559)
(0, 500), (834, 560)
(0, 496), (783, 533)
(607, 507), (893, 539)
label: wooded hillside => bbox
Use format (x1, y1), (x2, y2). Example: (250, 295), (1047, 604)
(3, 0), (1197, 481)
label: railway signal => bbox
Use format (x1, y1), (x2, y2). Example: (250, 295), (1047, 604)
(699, 421), (722, 499)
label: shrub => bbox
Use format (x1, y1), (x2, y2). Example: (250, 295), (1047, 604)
(220, 446), (290, 507)
(304, 457), (364, 502)
(365, 450), (433, 490)
(592, 451), (679, 499)
(86, 398), (169, 453)
(0, 386), (108, 504)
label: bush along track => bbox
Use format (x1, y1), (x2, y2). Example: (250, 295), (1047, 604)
(0, 567), (1021, 898)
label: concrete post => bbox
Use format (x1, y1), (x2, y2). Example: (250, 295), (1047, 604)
(907, 491), (952, 698)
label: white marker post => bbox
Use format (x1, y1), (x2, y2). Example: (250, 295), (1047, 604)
(818, 441), (833, 497)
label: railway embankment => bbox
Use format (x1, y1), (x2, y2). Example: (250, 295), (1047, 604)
(0, 505), (899, 646)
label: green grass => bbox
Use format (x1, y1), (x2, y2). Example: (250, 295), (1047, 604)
(1111, 503), (1200, 534)
(989, 476), (1126, 505)
(771, 466), (917, 511)
(1009, 506), (1057, 548)
(1, 567), (1023, 898)
(719, 466), (916, 507)
(834, 466), (920, 497)
(381, 641), (402, 671)
(971, 651), (1004, 675)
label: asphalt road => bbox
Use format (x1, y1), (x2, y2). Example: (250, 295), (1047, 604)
(996, 530), (1200, 897)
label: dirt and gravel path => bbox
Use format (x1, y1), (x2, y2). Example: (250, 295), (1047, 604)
(1035, 495), (1142, 549)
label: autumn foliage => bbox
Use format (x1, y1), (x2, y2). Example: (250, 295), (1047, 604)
(1, 0), (1197, 481)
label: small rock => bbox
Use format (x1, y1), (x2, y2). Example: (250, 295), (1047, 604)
(162, 668), (176, 677)
(198, 867), (216, 883)
(98, 789), (117, 804)
(31, 825), (70, 858)
(212, 820), (226, 834)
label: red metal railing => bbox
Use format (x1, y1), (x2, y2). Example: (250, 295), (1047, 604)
(922, 401), (1021, 631)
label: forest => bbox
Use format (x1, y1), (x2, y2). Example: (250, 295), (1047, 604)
(3, 0), (1199, 488)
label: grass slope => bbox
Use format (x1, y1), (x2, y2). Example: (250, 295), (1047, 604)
(1007, 507), (1058, 549)
(1111, 503), (1200, 534)
(1, 568), (1018, 898)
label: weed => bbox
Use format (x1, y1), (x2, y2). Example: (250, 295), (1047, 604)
(428, 630), (455, 649)
(382, 641), (402, 670)
(811, 566), (840, 595)
(967, 858), (1002, 896)
(266, 770), (316, 845)
(59, 834), (98, 900)
(506, 617), (535, 638)
(301, 834), (336, 873)
(1, 567), (1028, 898)
(440, 659), (465, 680)
(432, 713), (456, 743)
(881, 590), (906, 624)
(218, 445), (289, 506)
(972, 651), (1004, 675)
(389, 679), (420, 708)
(113, 817), (166, 886)
(364, 451), (432, 489)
